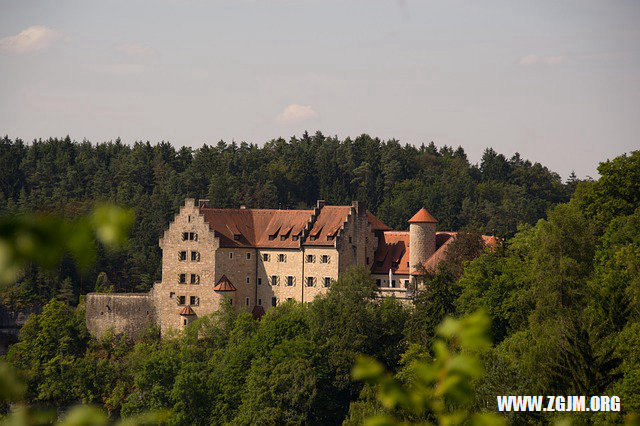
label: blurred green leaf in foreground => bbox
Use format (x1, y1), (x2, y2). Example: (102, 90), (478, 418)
(0, 204), (134, 287)
(353, 310), (505, 426)
(0, 204), (168, 425)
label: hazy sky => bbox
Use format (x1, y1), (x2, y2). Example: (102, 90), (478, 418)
(1, 0), (639, 179)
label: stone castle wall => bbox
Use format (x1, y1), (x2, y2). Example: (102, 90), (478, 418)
(85, 293), (155, 340)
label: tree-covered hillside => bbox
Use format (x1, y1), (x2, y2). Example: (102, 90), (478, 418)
(0, 133), (572, 307)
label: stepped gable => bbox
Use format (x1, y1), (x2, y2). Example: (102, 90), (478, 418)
(213, 275), (237, 291)
(372, 231), (410, 274)
(199, 207), (314, 248)
(408, 208), (438, 223)
(179, 305), (196, 316)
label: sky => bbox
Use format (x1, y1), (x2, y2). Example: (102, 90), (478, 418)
(1, 0), (639, 179)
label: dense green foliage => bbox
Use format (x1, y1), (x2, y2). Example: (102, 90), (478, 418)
(0, 134), (570, 307)
(2, 136), (638, 424)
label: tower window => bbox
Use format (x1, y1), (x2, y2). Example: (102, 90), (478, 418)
(271, 275), (278, 286)
(229, 252), (233, 259)
(246, 276), (250, 284)
(179, 251), (187, 261)
(306, 277), (315, 287)
(306, 254), (315, 263)
(286, 276), (294, 286)
(190, 296), (199, 306)
(178, 274), (186, 284)
(258, 278), (262, 285)
(262, 253), (270, 261)
(190, 274), (199, 284)
(278, 254), (286, 262)
(320, 255), (330, 264)
(271, 297), (277, 307)
(189, 232), (198, 241)
(323, 277), (331, 288)
(191, 251), (199, 261)
(258, 298), (262, 306)
(177, 295), (185, 305)
(182, 232), (188, 241)
(376, 279), (381, 287)
(245, 297), (250, 306)
(246, 252), (251, 260)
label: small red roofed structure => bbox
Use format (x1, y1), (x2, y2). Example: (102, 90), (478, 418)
(408, 208), (438, 223)
(213, 275), (237, 292)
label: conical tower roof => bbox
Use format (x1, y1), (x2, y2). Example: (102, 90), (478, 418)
(408, 208), (438, 223)
(213, 275), (237, 291)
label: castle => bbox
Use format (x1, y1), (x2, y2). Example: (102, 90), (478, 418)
(86, 198), (494, 338)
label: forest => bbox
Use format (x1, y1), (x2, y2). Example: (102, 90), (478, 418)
(1, 134), (639, 425)
(0, 133), (572, 307)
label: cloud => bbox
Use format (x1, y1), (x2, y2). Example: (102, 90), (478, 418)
(89, 63), (145, 76)
(276, 104), (318, 124)
(115, 43), (157, 57)
(0, 26), (59, 53)
(519, 54), (566, 66)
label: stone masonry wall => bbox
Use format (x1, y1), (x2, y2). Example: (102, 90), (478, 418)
(86, 293), (155, 340)
(153, 199), (223, 336)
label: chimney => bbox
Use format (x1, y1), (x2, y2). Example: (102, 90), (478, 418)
(316, 200), (326, 209)
(352, 200), (365, 216)
(198, 199), (209, 209)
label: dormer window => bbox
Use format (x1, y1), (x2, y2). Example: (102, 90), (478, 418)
(292, 234), (299, 241)
(280, 235), (287, 241)
(234, 234), (241, 241)
(327, 235), (334, 241)
(309, 236), (316, 241)
(269, 234), (276, 241)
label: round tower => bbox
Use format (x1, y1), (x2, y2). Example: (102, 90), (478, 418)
(408, 208), (438, 275)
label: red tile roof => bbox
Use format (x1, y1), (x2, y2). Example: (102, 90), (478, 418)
(179, 305), (196, 316)
(200, 208), (314, 248)
(367, 211), (391, 231)
(305, 206), (352, 246)
(213, 275), (237, 291)
(408, 208), (438, 223)
(371, 231), (410, 274)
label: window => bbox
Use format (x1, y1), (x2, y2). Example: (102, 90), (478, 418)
(234, 234), (241, 241)
(179, 251), (187, 261)
(191, 251), (199, 261)
(246, 252), (251, 260)
(306, 254), (315, 263)
(407, 261), (409, 267)
(306, 277), (315, 287)
(245, 297), (250, 306)
(188, 215), (191, 223)
(292, 235), (299, 241)
(258, 298), (262, 306)
(257, 278), (262, 286)
(177, 295), (186, 305)
(327, 235), (334, 241)
(280, 235), (287, 241)
(309, 235), (316, 241)
(190, 296), (199, 306)
(321, 255), (330, 264)
(268, 234), (276, 241)
(189, 232), (198, 241)
(271, 297), (277, 307)
(190, 274), (199, 284)
(404, 280), (409, 287)
(182, 232), (189, 241)
(349, 236), (352, 243)
(178, 273), (186, 284)
(271, 275), (278, 286)
(229, 298), (233, 306)
(391, 280), (396, 288)
(262, 253), (270, 262)
(183, 319), (187, 325)
(246, 276), (250, 284)
(366, 256), (370, 265)
(376, 279), (381, 287)
(278, 254), (286, 262)
(287, 298), (293, 302)
(169, 292), (175, 299)
(323, 277), (331, 288)
(229, 252), (233, 259)
(286, 276), (294, 286)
